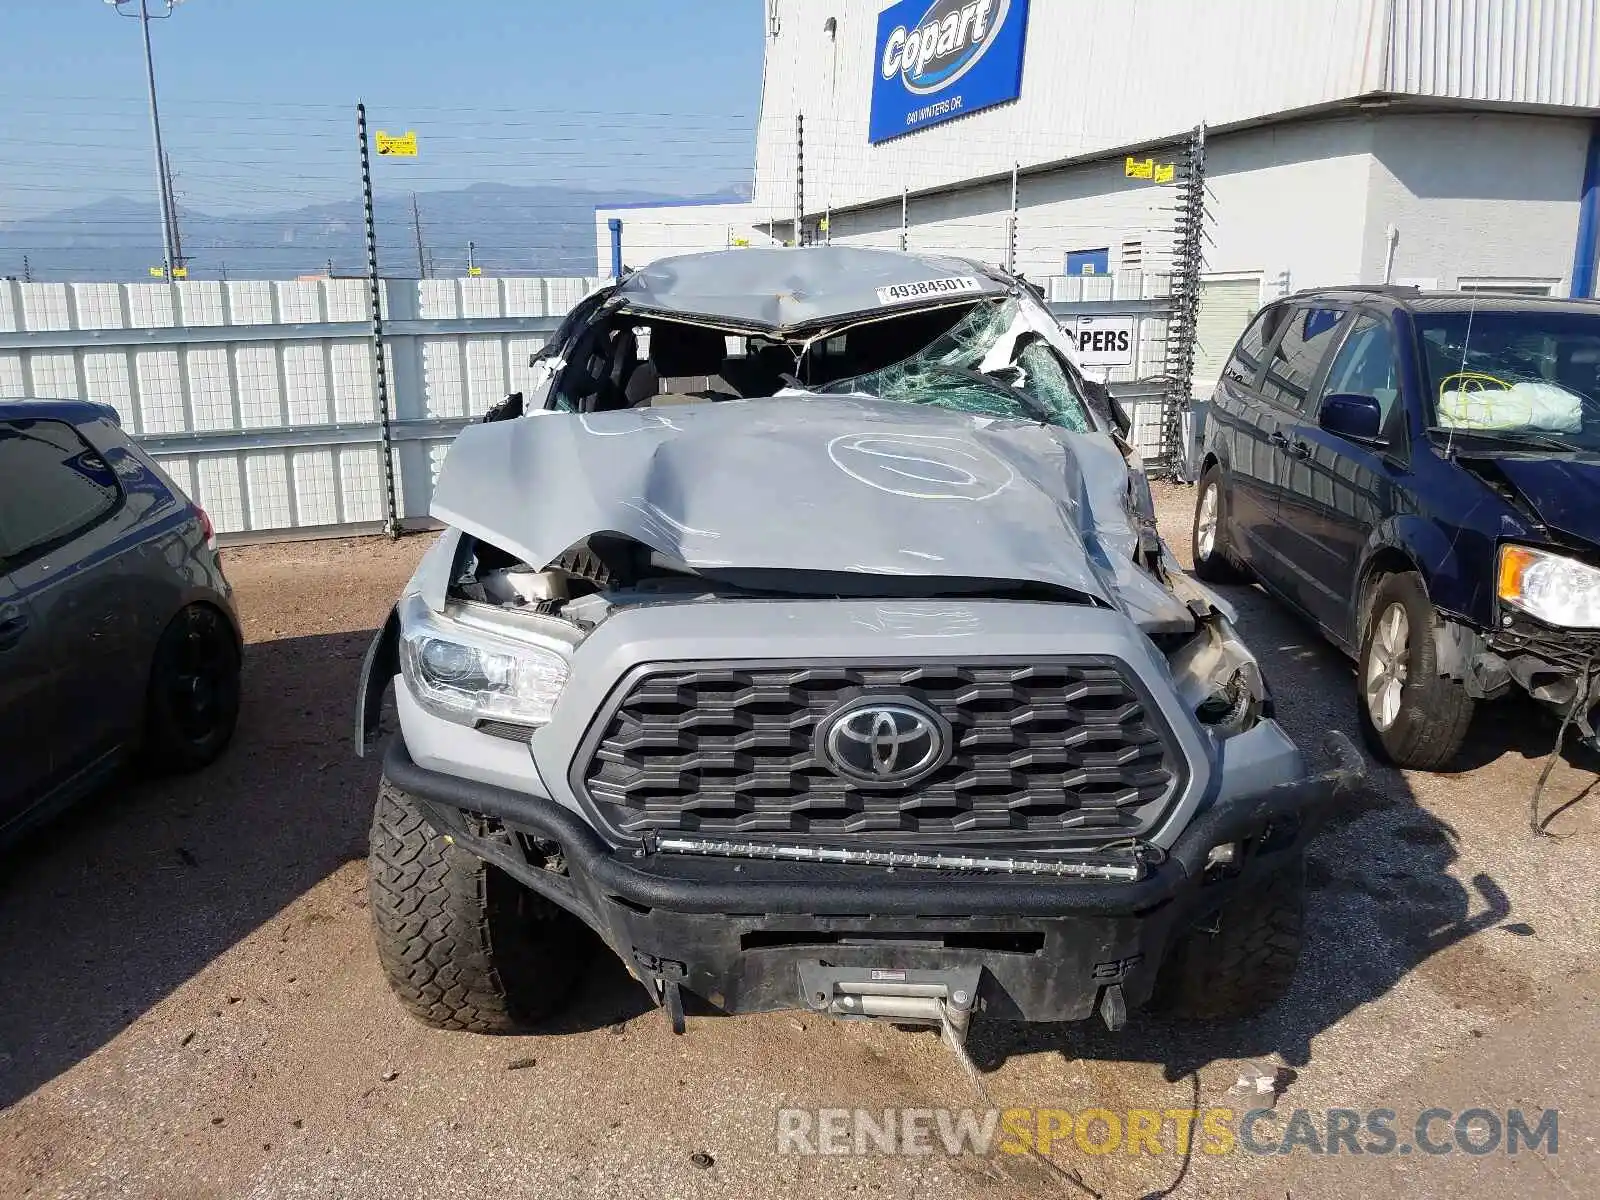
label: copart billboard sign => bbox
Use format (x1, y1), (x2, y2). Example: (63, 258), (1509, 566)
(869, 0), (1031, 144)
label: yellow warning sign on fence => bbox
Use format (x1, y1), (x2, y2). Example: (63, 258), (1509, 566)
(468, 266), (483, 277)
(149, 266), (189, 279)
(1125, 156), (1175, 185)
(376, 130), (418, 157)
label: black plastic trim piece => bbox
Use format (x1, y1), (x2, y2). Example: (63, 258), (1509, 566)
(381, 733), (1360, 921)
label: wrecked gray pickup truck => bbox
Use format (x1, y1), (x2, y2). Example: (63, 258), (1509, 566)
(355, 246), (1359, 1040)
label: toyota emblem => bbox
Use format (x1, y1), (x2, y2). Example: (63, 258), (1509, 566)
(817, 697), (951, 788)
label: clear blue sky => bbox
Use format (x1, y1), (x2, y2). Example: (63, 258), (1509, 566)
(0, 0), (765, 221)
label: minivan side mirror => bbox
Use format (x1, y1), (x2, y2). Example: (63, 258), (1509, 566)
(1320, 392), (1383, 442)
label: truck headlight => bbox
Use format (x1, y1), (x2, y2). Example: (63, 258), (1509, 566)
(1166, 614), (1270, 741)
(397, 594), (570, 728)
(1497, 545), (1600, 629)
(1194, 661), (1267, 739)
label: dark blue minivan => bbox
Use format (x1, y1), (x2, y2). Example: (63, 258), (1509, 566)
(1194, 288), (1600, 769)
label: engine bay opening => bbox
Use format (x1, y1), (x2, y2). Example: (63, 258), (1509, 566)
(448, 531), (1110, 630)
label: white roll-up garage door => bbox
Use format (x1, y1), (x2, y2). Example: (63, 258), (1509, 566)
(1192, 277), (1262, 393)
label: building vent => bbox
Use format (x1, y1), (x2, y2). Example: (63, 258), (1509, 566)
(1121, 240), (1144, 271)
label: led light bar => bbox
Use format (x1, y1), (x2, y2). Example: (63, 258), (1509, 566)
(653, 836), (1146, 881)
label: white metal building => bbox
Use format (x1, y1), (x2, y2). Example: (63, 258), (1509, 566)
(605, 0), (1600, 388)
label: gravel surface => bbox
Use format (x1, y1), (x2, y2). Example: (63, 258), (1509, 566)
(2, 494), (1597, 1199)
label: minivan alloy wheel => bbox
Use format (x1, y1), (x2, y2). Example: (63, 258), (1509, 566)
(1195, 483), (1219, 561)
(1364, 602), (1410, 731)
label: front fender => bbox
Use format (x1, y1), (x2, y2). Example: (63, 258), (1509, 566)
(1361, 512), (1491, 627)
(354, 607), (400, 758)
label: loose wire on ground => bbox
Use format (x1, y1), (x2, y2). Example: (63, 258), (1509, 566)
(1529, 653), (1597, 838)
(937, 1002), (1103, 1200)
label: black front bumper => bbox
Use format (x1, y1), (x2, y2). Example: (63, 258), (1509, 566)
(382, 736), (1362, 1024)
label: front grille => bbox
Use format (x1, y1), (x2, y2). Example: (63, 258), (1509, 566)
(574, 659), (1182, 843)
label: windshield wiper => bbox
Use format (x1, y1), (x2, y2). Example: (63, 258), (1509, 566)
(1429, 426), (1577, 454)
(923, 364), (1055, 425)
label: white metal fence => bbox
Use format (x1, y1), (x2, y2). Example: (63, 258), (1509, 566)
(1, 271), (1181, 541)
(0, 276), (599, 538)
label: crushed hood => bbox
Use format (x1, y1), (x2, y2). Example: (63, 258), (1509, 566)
(1483, 454), (1600, 546)
(432, 397), (1193, 630)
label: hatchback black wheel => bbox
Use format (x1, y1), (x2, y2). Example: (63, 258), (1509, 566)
(143, 603), (242, 773)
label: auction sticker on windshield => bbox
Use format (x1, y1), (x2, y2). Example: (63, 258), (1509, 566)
(877, 277), (983, 305)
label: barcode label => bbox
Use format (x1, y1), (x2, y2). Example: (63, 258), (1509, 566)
(875, 276), (982, 305)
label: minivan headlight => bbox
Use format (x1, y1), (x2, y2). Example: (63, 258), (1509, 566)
(1497, 545), (1600, 629)
(397, 594), (570, 728)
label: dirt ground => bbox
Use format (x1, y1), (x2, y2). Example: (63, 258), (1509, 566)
(2, 486), (1598, 1199)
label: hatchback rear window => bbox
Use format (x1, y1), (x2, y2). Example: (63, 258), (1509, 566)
(0, 420), (123, 565)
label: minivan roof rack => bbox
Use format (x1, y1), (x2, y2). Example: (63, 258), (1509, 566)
(1287, 284), (1422, 299)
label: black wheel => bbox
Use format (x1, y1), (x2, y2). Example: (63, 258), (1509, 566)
(368, 782), (587, 1033)
(1154, 858), (1305, 1020)
(1356, 571), (1475, 770)
(1191, 464), (1248, 583)
(142, 603), (241, 773)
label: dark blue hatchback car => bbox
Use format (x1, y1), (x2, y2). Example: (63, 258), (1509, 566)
(1194, 288), (1600, 770)
(0, 399), (242, 843)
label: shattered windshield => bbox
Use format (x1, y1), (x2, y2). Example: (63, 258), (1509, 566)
(816, 299), (1093, 431)
(1420, 309), (1600, 452)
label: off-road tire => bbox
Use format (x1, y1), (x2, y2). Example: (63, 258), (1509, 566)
(1155, 859), (1304, 1020)
(1191, 464), (1248, 583)
(1356, 571), (1475, 771)
(368, 781), (585, 1033)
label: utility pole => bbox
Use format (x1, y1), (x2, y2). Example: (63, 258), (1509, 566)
(164, 151), (185, 272)
(107, 0), (184, 279)
(411, 193), (428, 279)
(467, 240), (476, 275)
(900, 185), (908, 252)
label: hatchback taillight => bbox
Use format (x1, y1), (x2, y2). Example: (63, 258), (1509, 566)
(196, 505), (216, 550)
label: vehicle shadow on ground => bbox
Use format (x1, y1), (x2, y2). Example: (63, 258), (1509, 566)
(0, 629), (380, 1109)
(0, 624), (655, 1111)
(1452, 689), (1600, 774)
(966, 573), (1525, 1086)
(533, 933), (655, 1034)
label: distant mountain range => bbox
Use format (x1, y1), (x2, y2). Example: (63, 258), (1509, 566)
(0, 181), (751, 283)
